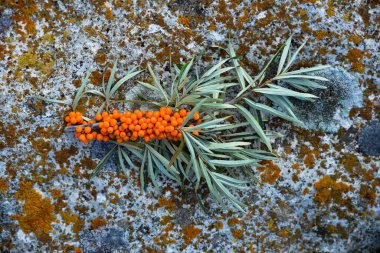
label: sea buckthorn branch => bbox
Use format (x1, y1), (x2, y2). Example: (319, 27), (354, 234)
(35, 37), (330, 212)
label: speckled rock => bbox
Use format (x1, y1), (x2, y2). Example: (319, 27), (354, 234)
(1, 1), (379, 252)
(358, 121), (380, 156)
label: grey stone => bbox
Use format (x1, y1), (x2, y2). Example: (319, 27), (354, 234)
(290, 67), (362, 133)
(358, 121), (380, 156)
(0, 12), (12, 36)
(80, 227), (129, 253)
(91, 142), (118, 172)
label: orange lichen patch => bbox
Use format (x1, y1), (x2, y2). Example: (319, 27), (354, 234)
(50, 189), (63, 199)
(178, 16), (191, 27)
(182, 224), (202, 244)
(258, 161), (281, 185)
(346, 48), (366, 73)
(314, 30), (327, 41)
(11, 181), (56, 243)
(359, 184), (377, 206)
(326, 223), (348, 239)
(215, 221), (224, 230)
(347, 35), (361, 44)
(231, 228), (244, 239)
(314, 176), (352, 205)
(160, 216), (172, 226)
(0, 178), (9, 193)
(59, 209), (84, 237)
(291, 163), (300, 170)
(227, 218), (242, 227)
(100, 3), (115, 20)
(158, 196), (177, 211)
(303, 150), (320, 168)
(108, 193), (120, 204)
(54, 146), (78, 167)
(91, 217), (107, 230)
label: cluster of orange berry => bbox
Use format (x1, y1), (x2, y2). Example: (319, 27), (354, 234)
(66, 107), (202, 144)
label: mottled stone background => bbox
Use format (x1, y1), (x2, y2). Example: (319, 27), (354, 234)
(0, 0), (379, 252)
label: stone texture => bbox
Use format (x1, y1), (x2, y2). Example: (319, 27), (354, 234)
(358, 121), (380, 156)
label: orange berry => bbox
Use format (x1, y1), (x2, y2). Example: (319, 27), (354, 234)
(129, 124), (135, 131)
(107, 127), (114, 133)
(150, 117), (157, 123)
(120, 116), (126, 123)
(144, 136), (150, 142)
(113, 109), (119, 115)
(131, 114), (137, 120)
(153, 111), (160, 118)
(125, 111), (131, 117)
(88, 120), (95, 124)
(154, 129), (160, 136)
(164, 115), (170, 121)
(116, 138), (122, 143)
(166, 107), (173, 115)
(192, 130), (199, 136)
(69, 112), (76, 117)
(135, 125), (141, 131)
(141, 123), (148, 129)
(101, 128), (107, 135)
(92, 132), (98, 138)
(177, 118), (184, 125)
(146, 111), (153, 118)
(84, 126), (92, 134)
(148, 123), (154, 129)
(110, 119), (117, 126)
(171, 120), (178, 127)
(101, 112), (109, 118)
(103, 135), (109, 142)
(103, 121), (110, 128)
(79, 134), (86, 142)
(179, 109), (187, 117)
(177, 132), (182, 138)
(120, 132), (126, 138)
(158, 125), (165, 132)
(138, 130), (145, 137)
(86, 133), (94, 140)
(95, 114), (102, 121)
(65, 116), (71, 123)
(97, 134), (103, 141)
(75, 111), (81, 116)
(161, 120), (168, 127)
(114, 130), (120, 136)
(122, 136), (130, 141)
(70, 117), (77, 124)
(125, 118), (132, 124)
(193, 112), (200, 120)
(76, 126), (83, 133)
(147, 129), (153, 134)
(171, 130), (178, 136)
(113, 125), (118, 130)
(99, 122), (104, 128)
(174, 112), (180, 118)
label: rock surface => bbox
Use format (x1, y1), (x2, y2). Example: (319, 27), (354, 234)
(358, 121), (380, 156)
(0, 1), (379, 253)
